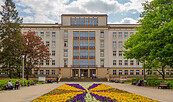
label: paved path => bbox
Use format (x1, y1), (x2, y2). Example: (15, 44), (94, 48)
(0, 82), (172, 102)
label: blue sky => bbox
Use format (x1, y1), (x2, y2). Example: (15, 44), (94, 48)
(0, 0), (153, 24)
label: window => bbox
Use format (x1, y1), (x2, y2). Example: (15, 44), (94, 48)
(52, 41), (55, 47)
(64, 41), (68, 47)
(119, 70), (122, 75)
(130, 70), (134, 75)
(124, 32), (128, 38)
(80, 51), (88, 58)
(40, 60), (43, 65)
(89, 32), (95, 38)
(113, 51), (116, 56)
(166, 70), (169, 75)
(40, 70), (44, 75)
(46, 32), (50, 37)
(94, 18), (97, 25)
(64, 32), (68, 37)
(100, 50), (104, 57)
(80, 60), (88, 67)
(89, 51), (95, 58)
(89, 41), (95, 48)
(113, 32), (116, 38)
(119, 41), (122, 47)
(80, 41), (88, 48)
(52, 60), (55, 65)
(71, 18), (75, 26)
(52, 51), (55, 56)
(136, 70), (140, 75)
(171, 70), (173, 75)
(113, 70), (116, 75)
(73, 60), (79, 67)
(100, 41), (104, 47)
(124, 60), (128, 65)
(76, 18), (79, 26)
(125, 70), (128, 75)
(136, 60), (139, 65)
(41, 32), (44, 37)
(46, 60), (49, 65)
(113, 41), (116, 47)
(73, 51), (79, 58)
(142, 70), (144, 75)
(101, 60), (104, 67)
(80, 31), (88, 39)
(89, 60), (95, 66)
(85, 18), (88, 25)
(119, 32), (122, 38)
(52, 32), (55, 37)
(46, 41), (49, 46)
(119, 60), (122, 65)
(130, 60), (134, 65)
(64, 50), (68, 57)
(80, 18), (84, 25)
(52, 70), (55, 75)
(64, 60), (67, 67)
(153, 70), (157, 75)
(46, 70), (49, 75)
(148, 71), (151, 75)
(35, 32), (38, 36)
(34, 70), (38, 75)
(113, 60), (116, 65)
(89, 18), (93, 26)
(119, 51), (122, 56)
(130, 32), (133, 35)
(100, 32), (104, 38)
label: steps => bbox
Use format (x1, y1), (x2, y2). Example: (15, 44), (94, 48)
(60, 78), (107, 82)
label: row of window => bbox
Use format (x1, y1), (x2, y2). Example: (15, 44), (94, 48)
(35, 32), (56, 38)
(73, 60), (95, 66)
(34, 70), (55, 75)
(71, 17), (98, 26)
(73, 31), (95, 38)
(113, 60), (139, 66)
(40, 60), (56, 66)
(73, 41), (95, 47)
(45, 41), (56, 47)
(112, 32), (134, 38)
(113, 70), (173, 75)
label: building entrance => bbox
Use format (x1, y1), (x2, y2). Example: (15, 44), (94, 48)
(90, 69), (96, 78)
(80, 69), (88, 78)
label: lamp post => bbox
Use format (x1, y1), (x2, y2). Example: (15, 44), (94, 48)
(143, 61), (146, 80)
(22, 55), (25, 83)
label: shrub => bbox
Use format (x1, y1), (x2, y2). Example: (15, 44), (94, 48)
(146, 79), (173, 89)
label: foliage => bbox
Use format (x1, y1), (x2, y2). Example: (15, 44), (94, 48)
(123, 0), (173, 79)
(0, 79), (34, 90)
(146, 79), (173, 89)
(0, 0), (24, 78)
(131, 77), (143, 83)
(22, 30), (50, 80)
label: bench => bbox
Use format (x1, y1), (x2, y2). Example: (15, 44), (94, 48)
(158, 82), (168, 89)
(5, 84), (13, 90)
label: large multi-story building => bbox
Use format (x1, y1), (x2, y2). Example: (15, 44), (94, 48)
(20, 14), (172, 79)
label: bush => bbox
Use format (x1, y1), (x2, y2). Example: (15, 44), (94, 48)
(132, 77), (143, 83)
(146, 79), (173, 89)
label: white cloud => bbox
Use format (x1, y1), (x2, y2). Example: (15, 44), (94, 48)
(23, 8), (32, 14)
(0, 0), (4, 11)
(110, 17), (139, 24)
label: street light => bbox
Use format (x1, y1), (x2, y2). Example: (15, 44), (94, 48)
(22, 55), (25, 83)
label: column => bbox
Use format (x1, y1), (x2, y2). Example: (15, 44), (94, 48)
(79, 69), (80, 77)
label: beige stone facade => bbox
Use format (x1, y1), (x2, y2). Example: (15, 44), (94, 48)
(19, 14), (172, 79)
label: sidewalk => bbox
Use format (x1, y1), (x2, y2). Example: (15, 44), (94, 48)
(0, 82), (64, 102)
(104, 82), (173, 102)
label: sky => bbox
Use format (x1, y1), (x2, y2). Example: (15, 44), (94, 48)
(0, 0), (153, 24)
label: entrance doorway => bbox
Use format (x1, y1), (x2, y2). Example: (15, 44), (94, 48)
(73, 69), (79, 77)
(80, 69), (88, 78)
(90, 69), (96, 78)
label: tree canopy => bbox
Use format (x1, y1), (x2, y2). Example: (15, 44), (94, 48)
(123, 0), (173, 79)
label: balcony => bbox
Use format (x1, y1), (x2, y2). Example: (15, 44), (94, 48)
(89, 37), (95, 40)
(73, 56), (79, 59)
(71, 65), (97, 68)
(80, 65), (88, 67)
(80, 37), (88, 40)
(80, 46), (88, 49)
(89, 46), (95, 49)
(73, 37), (79, 40)
(89, 56), (95, 59)
(73, 65), (79, 67)
(73, 46), (79, 49)
(80, 56), (88, 59)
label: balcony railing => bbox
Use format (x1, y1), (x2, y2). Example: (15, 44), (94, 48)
(80, 56), (88, 59)
(89, 46), (95, 49)
(73, 56), (79, 59)
(73, 46), (79, 49)
(89, 56), (95, 59)
(73, 37), (79, 40)
(80, 65), (88, 67)
(80, 37), (88, 40)
(80, 46), (88, 49)
(89, 37), (95, 40)
(71, 65), (97, 68)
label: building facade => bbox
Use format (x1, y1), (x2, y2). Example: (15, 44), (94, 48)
(20, 14), (172, 79)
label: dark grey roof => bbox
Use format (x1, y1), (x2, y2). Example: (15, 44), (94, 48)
(61, 14), (107, 16)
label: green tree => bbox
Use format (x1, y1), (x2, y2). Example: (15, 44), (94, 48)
(0, 0), (24, 78)
(123, 0), (173, 79)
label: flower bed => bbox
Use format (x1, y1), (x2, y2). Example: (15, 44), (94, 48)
(32, 84), (87, 102)
(89, 84), (159, 102)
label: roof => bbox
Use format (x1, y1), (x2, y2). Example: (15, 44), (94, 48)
(61, 14), (107, 16)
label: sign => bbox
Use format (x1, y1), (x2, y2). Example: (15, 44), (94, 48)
(120, 76), (127, 81)
(38, 77), (46, 81)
